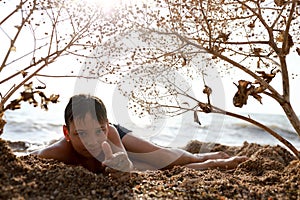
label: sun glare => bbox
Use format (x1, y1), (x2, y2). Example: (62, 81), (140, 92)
(92, 0), (114, 9)
(90, 0), (126, 13)
(89, 0), (154, 13)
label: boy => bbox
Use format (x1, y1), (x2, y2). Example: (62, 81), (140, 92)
(33, 94), (247, 173)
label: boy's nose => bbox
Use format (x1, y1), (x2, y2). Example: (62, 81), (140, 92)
(83, 135), (101, 147)
(84, 138), (97, 147)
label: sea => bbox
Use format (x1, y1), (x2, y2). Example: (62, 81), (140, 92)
(1, 102), (300, 156)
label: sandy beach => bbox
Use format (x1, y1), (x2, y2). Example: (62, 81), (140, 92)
(1, 138), (299, 199)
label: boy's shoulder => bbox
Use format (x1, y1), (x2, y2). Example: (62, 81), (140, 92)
(33, 139), (74, 164)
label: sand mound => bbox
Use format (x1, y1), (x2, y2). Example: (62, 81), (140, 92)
(1, 138), (299, 199)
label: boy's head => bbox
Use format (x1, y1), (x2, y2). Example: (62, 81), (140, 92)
(64, 94), (107, 129)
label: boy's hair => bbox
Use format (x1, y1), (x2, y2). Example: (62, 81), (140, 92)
(64, 94), (107, 128)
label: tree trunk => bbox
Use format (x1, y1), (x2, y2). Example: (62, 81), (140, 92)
(280, 101), (300, 137)
(0, 105), (6, 135)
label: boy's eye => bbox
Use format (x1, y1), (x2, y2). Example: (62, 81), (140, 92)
(76, 131), (87, 137)
(96, 129), (104, 135)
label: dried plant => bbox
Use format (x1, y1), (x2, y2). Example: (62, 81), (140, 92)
(90, 0), (300, 158)
(0, 0), (120, 134)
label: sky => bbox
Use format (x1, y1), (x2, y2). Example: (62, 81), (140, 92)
(1, 0), (300, 152)
(1, 0), (300, 124)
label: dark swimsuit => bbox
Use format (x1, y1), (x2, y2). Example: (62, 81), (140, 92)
(112, 124), (132, 139)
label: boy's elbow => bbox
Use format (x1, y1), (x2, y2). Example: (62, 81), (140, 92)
(31, 149), (52, 159)
(30, 149), (40, 155)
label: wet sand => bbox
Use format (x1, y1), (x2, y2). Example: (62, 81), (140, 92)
(1, 138), (299, 199)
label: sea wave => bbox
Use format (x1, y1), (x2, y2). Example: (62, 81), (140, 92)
(1, 109), (300, 152)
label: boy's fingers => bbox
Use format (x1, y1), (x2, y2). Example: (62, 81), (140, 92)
(102, 141), (113, 160)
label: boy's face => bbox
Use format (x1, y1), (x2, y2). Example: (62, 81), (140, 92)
(64, 112), (108, 158)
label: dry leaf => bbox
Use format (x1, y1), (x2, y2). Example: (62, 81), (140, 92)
(182, 57), (187, 66)
(233, 74), (273, 108)
(288, 34), (294, 48)
(253, 48), (262, 56)
(217, 32), (230, 42)
(20, 70), (28, 78)
(233, 80), (253, 108)
(4, 82), (59, 112)
(49, 94), (59, 103)
(248, 22), (255, 29)
(256, 70), (276, 83)
(276, 32), (284, 42)
(241, 4), (247, 11)
(193, 111), (201, 125)
(198, 102), (211, 113)
(274, 0), (285, 6)
(252, 93), (263, 104)
(10, 46), (16, 52)
(203, 85), (212, 96)
(296, 47), (300, 56)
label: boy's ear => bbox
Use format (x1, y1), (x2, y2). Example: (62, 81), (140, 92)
(63, 125), (71, 141)
(105, 120), (109, 136)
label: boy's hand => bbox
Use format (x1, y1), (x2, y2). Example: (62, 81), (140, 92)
(102, 141), (134, 172)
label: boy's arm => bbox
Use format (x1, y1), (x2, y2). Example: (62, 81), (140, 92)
(121, 133), (197, 169)
(121, 133), (245, 170)
(31, 139), (71, 163)
(184, 156), (248, 170)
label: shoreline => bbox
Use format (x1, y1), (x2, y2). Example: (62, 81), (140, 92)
(1, 138), (299, 199)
